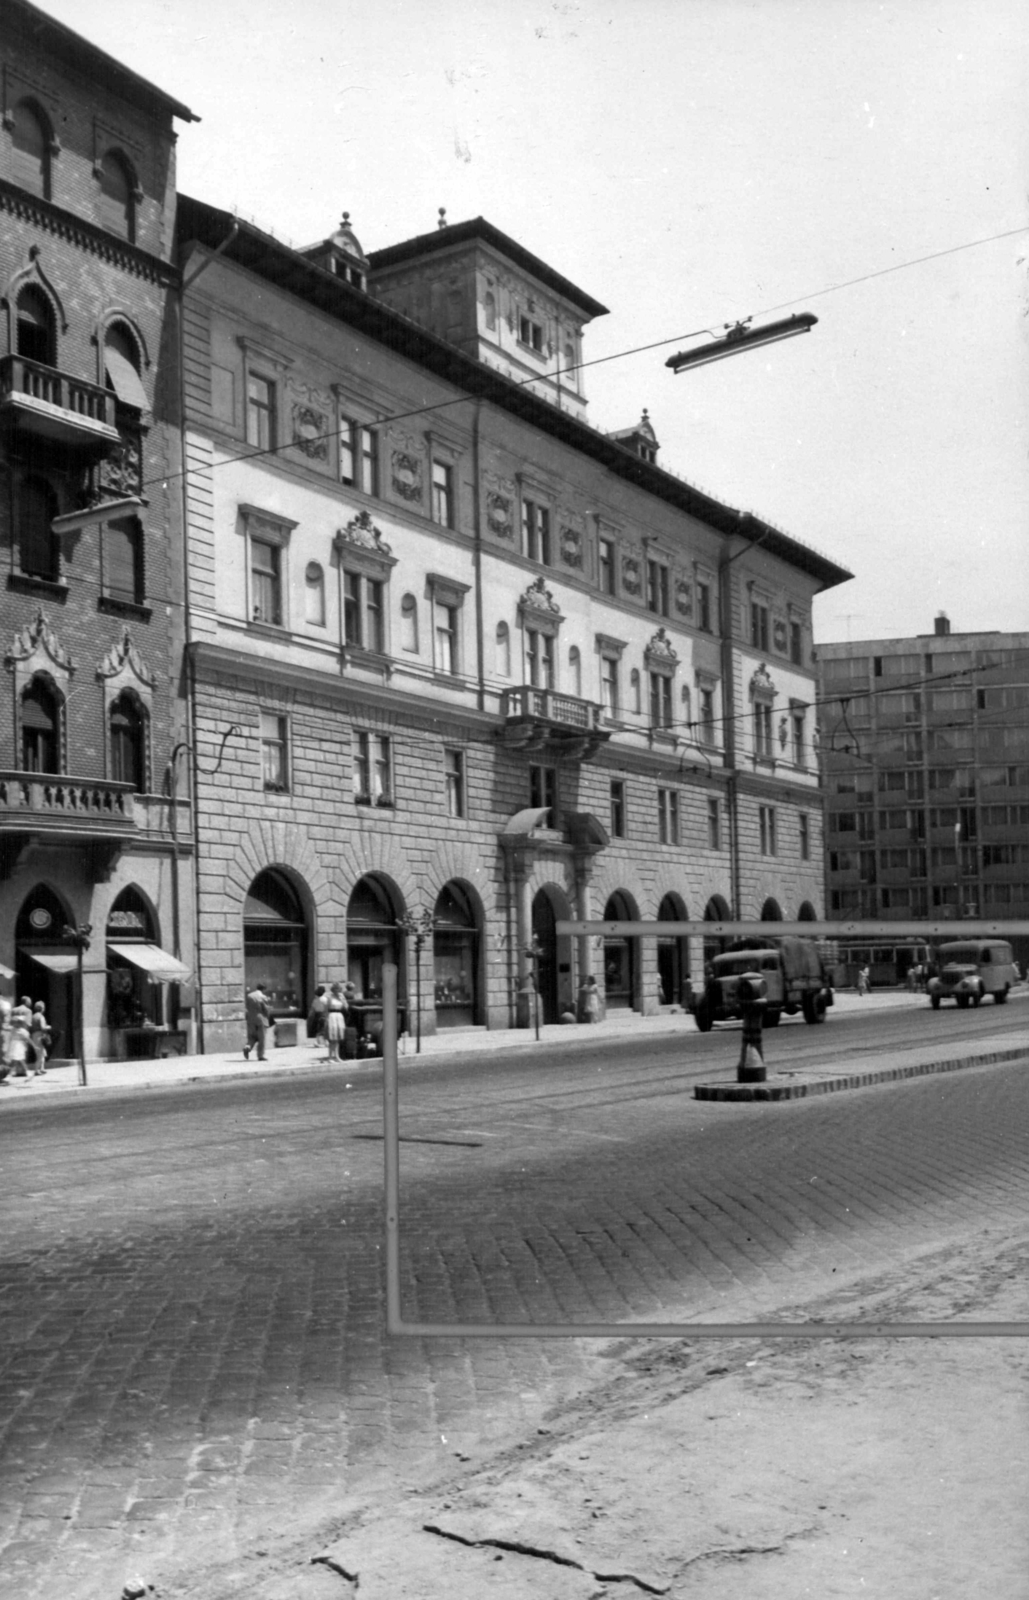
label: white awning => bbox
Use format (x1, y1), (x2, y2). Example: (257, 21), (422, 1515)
(26, 950), (80, 974)
(105, 346), (149, 411)
(0, 962), (14, 981)
(108, 943), (191, 982)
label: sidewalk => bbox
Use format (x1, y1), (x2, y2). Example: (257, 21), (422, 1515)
(0, 987), (1020, 1103)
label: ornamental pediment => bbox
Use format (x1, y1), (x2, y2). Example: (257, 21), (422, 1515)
(518, 576), (563, 621)
(644, 627), (679, 668)
(335, 509), (393, 559)
(96, 627), (155, 688)
(749, 662), (776, 699)
(5, 608), (74, 674)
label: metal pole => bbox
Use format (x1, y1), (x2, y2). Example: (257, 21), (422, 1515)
(381, 961), (403, 1334)
(414, 932), (422, 1054)
(76, 937), (87, 1088)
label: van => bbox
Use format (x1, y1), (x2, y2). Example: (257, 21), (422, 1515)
(928, 940), (1018, 1009)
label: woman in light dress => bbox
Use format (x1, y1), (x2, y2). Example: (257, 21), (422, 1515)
(324, 982), (349, 1061)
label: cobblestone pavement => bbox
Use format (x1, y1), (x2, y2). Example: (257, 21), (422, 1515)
(0, 1017), (1027, 1599)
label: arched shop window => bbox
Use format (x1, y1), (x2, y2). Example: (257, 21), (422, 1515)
(656, 892), (689, 1007)
(603, 891), (637, 1009)
(433, 882), (479, 1027)
(243, 869), (307, 1019)
(15, 883), (75, 1061)
(106, 887), (160, 1030)
(347, 875), (402, 1003)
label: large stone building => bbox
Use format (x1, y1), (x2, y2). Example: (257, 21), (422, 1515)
(0, 1), (196, 1060)
(177, 198), (851, 1052)
(818, 615), (1029, 970)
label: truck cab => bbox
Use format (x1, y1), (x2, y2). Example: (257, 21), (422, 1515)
(691, 937), (833, 1032)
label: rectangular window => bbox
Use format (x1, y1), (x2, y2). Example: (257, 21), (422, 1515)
(800, 812), (810, 860)
(340, 419), (378, 495)
(522, 499), (551, 565)
(708, 797), (721, 850)
(600, 656), (619, 717)
(529, 764), (557, 818)
(610, 779), (626, 839)
(103, 517), (143, 604)
(657, 788), (679, 845)
(751, 601), (769, 653)
(699, 687), (715, 744)
(649, 672), (673, 728)
(526, 629), (554, 689)
(431, 459), (454, 527)
(435, 602), (458, 675)
(697, 581), (712, 633)
(519, 315), (544, 352)
(754, 701), (773, 758)
(260, 712), (288, 793)
(790, 620), (803, 665)
(444, 748), (465, 817)
(343, 571), (385, 653)
(598, 538), (615, 595)
(792, 711), (805, 766)
(759, 804), (777, 856)
(647, 560), (669, 617)
(246, 373), (275, 450)
(353, 732), (392, 805)
(250, 537), (282, 626)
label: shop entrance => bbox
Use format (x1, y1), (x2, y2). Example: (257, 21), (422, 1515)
(657, 893), (690, 1006)
(602, 891), (638, 1010)
(530, 883), (573, 1024)
(15, 884), (75, 1061)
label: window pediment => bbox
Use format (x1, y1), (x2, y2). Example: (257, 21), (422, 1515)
(595, 632), (627, 658)
(334, 509), (396, 573)
(239, 505), (297, 546)
(749, 663), (776, 701)
(518, 576), (564, 635)
(644, 626), (679, 673)
(427, 572), (470, 608)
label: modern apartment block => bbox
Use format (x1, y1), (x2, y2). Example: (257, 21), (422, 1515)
(0, 0), (196, 1060)
(818, 615), (1029, 968)
(177, 198), (850, 1051)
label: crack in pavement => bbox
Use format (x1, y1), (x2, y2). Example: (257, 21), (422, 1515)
(424, 1522), (672, 1594)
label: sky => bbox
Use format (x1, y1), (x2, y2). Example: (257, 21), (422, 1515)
(37, 0), (1029, 644)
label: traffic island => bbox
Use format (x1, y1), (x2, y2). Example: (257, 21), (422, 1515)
(694, 1043), (1029, 1101)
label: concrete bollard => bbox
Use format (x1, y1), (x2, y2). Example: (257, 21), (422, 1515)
(736, 972), (767, 1084)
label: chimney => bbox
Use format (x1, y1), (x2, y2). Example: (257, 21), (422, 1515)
(934, 612), (950, 637)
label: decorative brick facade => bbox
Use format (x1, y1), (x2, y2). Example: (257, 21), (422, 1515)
(0, 2), (196, 1060)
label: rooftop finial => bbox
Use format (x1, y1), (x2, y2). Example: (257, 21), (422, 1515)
(340, 210), (351, 229)
(438, 207), (447, 230)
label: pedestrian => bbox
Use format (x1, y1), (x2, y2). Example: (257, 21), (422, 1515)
(244, 981), (272, 1061)
(0, 992), (11, 1081)
(307, 984), (328, 1047)
(29, 1001), (50, 1074)
(7, 1012), (32, 1078)
(579, 974), (601, 1023)
(324, 981), (348, 1061)
(856, 966), (870, 996)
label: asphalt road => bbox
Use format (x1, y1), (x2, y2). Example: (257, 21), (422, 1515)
(1, 1003), (1028, 1599)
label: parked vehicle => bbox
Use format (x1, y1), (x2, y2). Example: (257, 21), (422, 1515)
(691, 937), (834, 1031)
(928, 940), (1018, 1009)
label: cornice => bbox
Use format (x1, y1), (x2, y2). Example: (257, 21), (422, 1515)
(187, 640), (499, 736)
(0, 179), (177, 288)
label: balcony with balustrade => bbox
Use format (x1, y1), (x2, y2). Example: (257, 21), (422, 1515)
(0, 770), (140, 880)
(499, 685), (610, 761)
(0, 355), (121, 449)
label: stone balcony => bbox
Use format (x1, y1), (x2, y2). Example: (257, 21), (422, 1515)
(0, 354), (120, 449)
(499, 686), (610, 761)
(0, 770), (138, 881)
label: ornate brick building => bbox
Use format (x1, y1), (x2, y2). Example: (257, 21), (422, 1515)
(0, 1), (196, 1059)
(178, 199), (850, 1051)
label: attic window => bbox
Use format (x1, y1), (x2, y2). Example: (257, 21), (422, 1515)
(519, 316), (544, 353)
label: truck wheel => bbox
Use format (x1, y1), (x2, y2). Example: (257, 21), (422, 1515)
(764, 1008), (781, 1027)
(803, 992), (827, 1024)
(995, 986), (1009, 1004)
(694, 1005), (713, 1033)
(930, 994), (941, 1009)
(956, 995), (969, 1009)
(972, 991), (982, 1008)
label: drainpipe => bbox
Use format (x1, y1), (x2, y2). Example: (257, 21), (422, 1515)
(471, 398), (485, 713)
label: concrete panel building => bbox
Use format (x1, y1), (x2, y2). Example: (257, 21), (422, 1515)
(818, 615), (1029, 972)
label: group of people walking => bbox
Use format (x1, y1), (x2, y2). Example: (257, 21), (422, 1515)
(0, 994), (52, 1082)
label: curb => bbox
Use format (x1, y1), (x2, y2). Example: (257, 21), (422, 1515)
(694, 1044), (1029, 1101)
